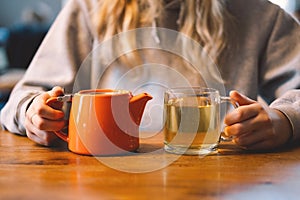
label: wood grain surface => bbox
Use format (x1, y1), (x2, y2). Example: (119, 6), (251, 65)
(1, 129), (300, 200)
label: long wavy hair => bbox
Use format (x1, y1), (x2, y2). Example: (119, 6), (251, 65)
(93, 0), (230, 68)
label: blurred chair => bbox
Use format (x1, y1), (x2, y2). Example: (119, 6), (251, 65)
(294, 9), (300, 21)
(5, 24), (48, 69)
(0, 24), (48, 109)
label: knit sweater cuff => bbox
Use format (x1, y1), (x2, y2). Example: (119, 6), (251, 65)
(270, 104), (300, 142)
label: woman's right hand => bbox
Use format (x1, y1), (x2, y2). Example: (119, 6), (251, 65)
(24, 86), (66, 146)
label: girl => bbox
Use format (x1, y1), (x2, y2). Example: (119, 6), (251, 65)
(1, 0), (300, 150)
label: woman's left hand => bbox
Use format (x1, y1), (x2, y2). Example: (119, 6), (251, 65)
(224, 91), (293, 151)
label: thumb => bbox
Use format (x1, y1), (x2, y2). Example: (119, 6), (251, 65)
(48, 86), (64, 97)
(229, 90), (256, 106)
(47, 86), (65, 110)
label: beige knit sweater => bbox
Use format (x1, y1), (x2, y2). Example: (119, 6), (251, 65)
(1, 0), (300, 141)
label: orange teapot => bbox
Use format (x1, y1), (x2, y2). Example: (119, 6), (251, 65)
(47, 89), (152, 156)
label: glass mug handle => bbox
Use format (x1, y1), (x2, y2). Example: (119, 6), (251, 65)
(220, 96), (239, 141)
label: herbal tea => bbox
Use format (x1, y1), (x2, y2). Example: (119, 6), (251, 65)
(163, 87), (237, 155)
(163, 98), (220, 154)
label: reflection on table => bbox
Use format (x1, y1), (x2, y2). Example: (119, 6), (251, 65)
(1, 129), (300, 199)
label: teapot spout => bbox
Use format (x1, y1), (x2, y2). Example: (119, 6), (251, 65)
(129, 93), (153, 125)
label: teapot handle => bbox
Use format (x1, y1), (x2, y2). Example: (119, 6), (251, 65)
(46, 96), (72, 142)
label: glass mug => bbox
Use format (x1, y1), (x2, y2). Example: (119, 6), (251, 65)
(163, 87), (237, 155)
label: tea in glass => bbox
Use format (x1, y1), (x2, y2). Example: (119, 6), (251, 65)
(164, 95), (220, 155)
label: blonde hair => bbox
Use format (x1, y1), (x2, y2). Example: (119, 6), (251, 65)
(93, 0), (230, 66)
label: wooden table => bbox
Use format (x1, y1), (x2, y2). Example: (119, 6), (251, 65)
(1, 129), (300, 200)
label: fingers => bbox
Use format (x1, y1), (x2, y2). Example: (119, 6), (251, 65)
(224, 91), (259, 126)
(49, 86), (64, 97)
(234, 135), (282, 151)
(24, 86), (67, 146)
(30, 95), (65, 121)
(26, 128), (59, 146)
(224, 91), (280, 150)
(25, 113), (62, 146)
(29, 110), (66, 131)
(233, 130), (274, 150)
(229, 90), (256, 106)
(27, 86), (65, 122)
(226, 103), (272, 134)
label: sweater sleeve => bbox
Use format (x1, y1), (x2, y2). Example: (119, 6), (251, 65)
(0, 0), (94, 135)
(270, 90), (300, 142)
(259, 6), (300, 103)
(261, 6), (300, 142)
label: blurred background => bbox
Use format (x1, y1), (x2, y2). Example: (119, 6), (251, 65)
(0, 0), (65, 108)
(0, 0), (299, 109)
